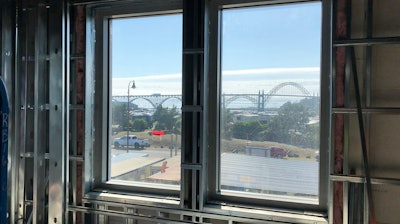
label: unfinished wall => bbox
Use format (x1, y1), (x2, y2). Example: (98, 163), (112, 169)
(2, 0), (400, 223)
(336, 0), (400, 223)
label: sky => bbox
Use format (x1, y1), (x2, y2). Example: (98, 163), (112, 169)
(111, 2), (321, 98)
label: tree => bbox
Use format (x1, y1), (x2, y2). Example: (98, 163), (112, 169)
(279, 102), (309, 130)
(232, 120), (265, 141)
(174, 119), (182, 134)
(133, 118), (148, 132)
(300, 123), (319, 149)
(272, 101), (310, 144)
(299, 97), (320, 116)
(221, 108), (233, 139)
(152, 105), (180, 131)
(112, 103), (129, 130)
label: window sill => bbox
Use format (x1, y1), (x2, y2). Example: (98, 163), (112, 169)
(203, 203), (328, 224)
(83, 190), (180, 208)
(83, 191), (327, 223)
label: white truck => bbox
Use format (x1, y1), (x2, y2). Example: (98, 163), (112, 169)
(113, 135), (150, 149)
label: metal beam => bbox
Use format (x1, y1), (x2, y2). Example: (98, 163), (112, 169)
(331, 175), (400, 186)
(333, 107), (400, 114)
(16, 3), (30, 222)
(48, 0), (67, 223)
(33, 3), (48, 223)
(333, 37), (400, 46)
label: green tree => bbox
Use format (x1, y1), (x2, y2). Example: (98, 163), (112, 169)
(221, 108), (233, 139)
(174, 119), (182, 134)
(272, 101), (310, 144)
(133, 118), (148, 132)
(112, 103), (129, 130)
(232, 120), (265, 141)
(152, 105), (180, 131)
(300, 123), (319, 149)
(299, 97), (320, 116)
(279, 102), (309, 131)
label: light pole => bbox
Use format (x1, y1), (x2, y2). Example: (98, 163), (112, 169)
(126, 80), (136, 151)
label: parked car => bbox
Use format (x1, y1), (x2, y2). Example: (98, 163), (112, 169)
(113, 135), (150, 149)
(269, 146), (287, 159)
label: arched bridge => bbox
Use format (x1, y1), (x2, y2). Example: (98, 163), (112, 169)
(113, 94), (182, 109)
(223, 82), (312, 110)
(112, 82), (315, 111)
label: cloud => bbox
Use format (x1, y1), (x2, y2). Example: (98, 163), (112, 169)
(112, 67), (320, 95)
(118, 73), (181, 81)
(222, 67), (319, 76)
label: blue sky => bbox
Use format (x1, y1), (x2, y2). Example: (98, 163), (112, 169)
(111, 2), (321, 96)
(111, 15), (182, 77)
(222, 2), (321, 70)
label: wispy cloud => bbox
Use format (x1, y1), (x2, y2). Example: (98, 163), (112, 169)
(115, 73), (181, 81)
(222, 67), (319, 76)
(112, 67), (320, 96)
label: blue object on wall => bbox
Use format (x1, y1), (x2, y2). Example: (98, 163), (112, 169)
(0, 77), (9, 224)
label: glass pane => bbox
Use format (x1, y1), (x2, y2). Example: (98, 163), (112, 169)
(220, 3), (321, 201)
(110, 14), (182, 188)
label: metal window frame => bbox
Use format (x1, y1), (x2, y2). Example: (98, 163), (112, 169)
(85, 0), (331, 218)
(86, 0), (183, 197)
(205, 0), (331, 213)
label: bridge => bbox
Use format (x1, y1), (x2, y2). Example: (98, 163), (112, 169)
(112, 82), (316, 111)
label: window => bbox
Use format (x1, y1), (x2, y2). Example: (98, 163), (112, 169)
(89, 0), (329, 216)
(109, 14), (182, 188)
(219, 2), (322, 203)
(89, 1), (183, 195)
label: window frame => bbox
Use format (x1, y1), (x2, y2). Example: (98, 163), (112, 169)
(205, 0), (331, 213)
(87, 0), (183, 197)
(86, 0), (331, 216)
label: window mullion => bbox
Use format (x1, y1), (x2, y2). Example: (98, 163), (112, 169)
(181, 0), (205, 213)
(205, 0), (221, 201)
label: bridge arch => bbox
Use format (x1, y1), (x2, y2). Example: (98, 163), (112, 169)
(160, 97), (182, 108)
(264, 82), (312, 107)
(223, 95), (258, 108)
(130, 97), (156, 109)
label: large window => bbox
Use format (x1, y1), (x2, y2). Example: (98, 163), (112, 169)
(219, 2), (323, 203)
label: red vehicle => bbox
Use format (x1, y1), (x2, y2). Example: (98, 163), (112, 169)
(269, 146), (287, 159)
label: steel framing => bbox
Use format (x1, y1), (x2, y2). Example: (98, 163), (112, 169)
(3, 1), (68, 223)
(48, 0), (67, 223)
(32, 3), (48, 223)
(330, 0), (400, 223)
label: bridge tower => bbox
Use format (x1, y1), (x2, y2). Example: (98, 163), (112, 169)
(258, 90), (265, 112)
